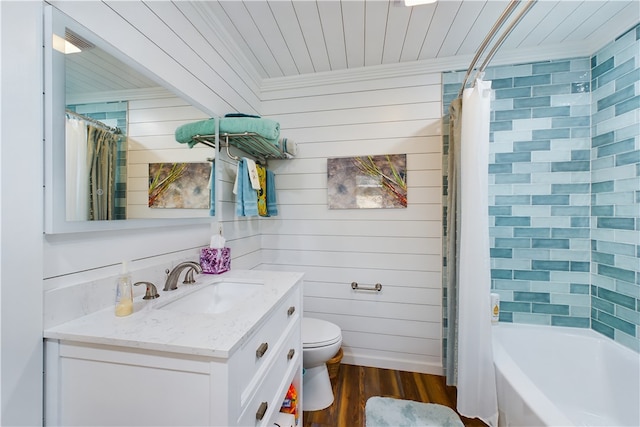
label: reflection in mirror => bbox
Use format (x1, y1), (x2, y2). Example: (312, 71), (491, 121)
(44, 6), (215, 233)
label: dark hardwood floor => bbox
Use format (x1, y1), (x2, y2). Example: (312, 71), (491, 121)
(302, 363), (488, 427)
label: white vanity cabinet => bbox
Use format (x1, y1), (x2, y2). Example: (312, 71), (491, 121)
(44, 271), (303, 427)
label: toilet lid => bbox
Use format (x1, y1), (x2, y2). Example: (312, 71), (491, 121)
(302, 317), (342, 348)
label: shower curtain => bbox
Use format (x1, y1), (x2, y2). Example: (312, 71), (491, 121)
(446, 79), (498, 427)
(65, 117), (89, 221)
(86, 125), (118, 220)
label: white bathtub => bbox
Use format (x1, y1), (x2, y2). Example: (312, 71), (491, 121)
(492, 323), (640, 427)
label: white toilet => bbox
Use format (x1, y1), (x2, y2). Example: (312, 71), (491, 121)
(302, 317), (342, 411)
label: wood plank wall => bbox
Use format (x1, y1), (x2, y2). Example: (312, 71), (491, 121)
(127, 92), (211, 219)
(258, 72), (444, 374)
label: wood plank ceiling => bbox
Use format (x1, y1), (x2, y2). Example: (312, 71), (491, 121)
(193, 0), (639, 80)
(65, 0), (639, 97)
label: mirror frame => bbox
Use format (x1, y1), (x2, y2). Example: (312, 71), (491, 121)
(43, 6), (217, 234)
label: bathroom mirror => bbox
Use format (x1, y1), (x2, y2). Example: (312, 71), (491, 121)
(44, 6), (216, 234)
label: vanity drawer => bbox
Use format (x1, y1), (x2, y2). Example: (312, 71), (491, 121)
(236, 286), (300, 398)
(237, 325), (301, 427)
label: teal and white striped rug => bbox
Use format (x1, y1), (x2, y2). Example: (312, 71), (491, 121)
(365, 396), (464, 427)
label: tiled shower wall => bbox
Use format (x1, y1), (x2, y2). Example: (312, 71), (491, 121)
(442, 23), (639, 352)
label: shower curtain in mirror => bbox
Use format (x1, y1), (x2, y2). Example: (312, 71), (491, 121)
(446, 79), (498, 427)
(66, 117), (121, 221)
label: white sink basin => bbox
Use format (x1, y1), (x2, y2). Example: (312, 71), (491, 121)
(159, 281), (263, 314)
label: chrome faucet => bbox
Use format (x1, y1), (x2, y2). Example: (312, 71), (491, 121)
(163, 261), (202, 291)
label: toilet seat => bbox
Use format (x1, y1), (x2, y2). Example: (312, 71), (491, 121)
(302, 317), (342, 349)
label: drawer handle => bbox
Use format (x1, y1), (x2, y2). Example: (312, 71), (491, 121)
(287, 348), (295, 360)
(256, 342), (269, 358)
(287, 306), (296, 316)
(256, 401), (268, 420)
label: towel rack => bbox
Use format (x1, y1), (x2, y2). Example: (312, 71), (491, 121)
(351, 282), (382, 292)
(192, 132), (291, 163)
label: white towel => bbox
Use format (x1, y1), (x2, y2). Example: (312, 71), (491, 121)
(245, 158), (261, 190)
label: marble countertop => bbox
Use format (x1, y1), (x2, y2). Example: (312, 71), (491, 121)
(44, 269), (303, 359)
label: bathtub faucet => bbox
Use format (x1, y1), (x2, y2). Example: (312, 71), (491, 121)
(163, 261), (202, 291)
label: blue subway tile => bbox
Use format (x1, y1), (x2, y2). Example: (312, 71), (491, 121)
(592, 131), (615, 147)
(515, 291), (551, 303)
(571, 149), (590, 161)
(597, 138), (636, 157)
(552, 228), (590, 238)
(598, 287), (637, 310)
(552, 116), (590, 127)
(597, 85), (635, 111)
(533, 84), (571, 96)
(552, 206), (590, 216)
(597, 217), (635, 230)
(570, 283), (590, 294)
(533, 303), (570, 315)
(490, 248), (513, 258)
(571, 217), (590, 227)
(532, 195), (570, 205)
(592, 319), (615, 338)
(491, 121), (513, 132)
(514, 270), (550, 281)
(597, 264), (636, 283)
(572, 127), (591, 138)
(532, 260), (570, 271)
(533, 61), (570, 74)
(533, 128), (571, 139)
(615, 96), (640, 116)
(513, 140), (551, 152)
(600, 58), (636, 87)
(615, 68), (640, 91)
(553, 316), (590, 328)
(489, 163), (513, 174)
(515, 96), (552, 109)
(495, 195), (531, 205)
(443, 83), (460, 95)
(551, 183), (590, 194)
(532, 106), (571, 118)
(532, 238), (570, 249)
(496, 87), (532, 99)
(492, 78), (513, 89)
(499, 312), (514, 322)
(616, 150), (640, 166)
(495, 238), (531, 248)
(592, 251), (615, 265)
(571, 82), (590, 93)
(592, 181), (614, 193)
(570, 261), (590, 272)
(514, 74), (551, 87)
(495, 216), (531, 226)
(514, 227), (549, 237)
(592, 57), (615, 79)
(501, 301), (531, 313)
(492, 269), (513, 279)
(551, 161), (590, 172)
(489, 206), (512, 215)
(591, 205), (614, 216)
(597, 311), (636, 336)
(495, 152), (532, 163)
(593, 296), (615, 314)
(495, 174), (531, 184)
(495, 109), (531, 120)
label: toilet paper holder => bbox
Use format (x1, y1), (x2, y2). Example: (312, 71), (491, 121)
(351, 281), (382, 292)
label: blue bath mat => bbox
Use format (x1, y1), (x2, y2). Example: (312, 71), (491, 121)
(365, 396), (464, 427)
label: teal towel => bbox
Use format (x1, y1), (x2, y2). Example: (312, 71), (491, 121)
(235, 159), (258, 217)
(220, 117), (280, 145)
(266, 170), (278, 216)
(175, 118), (216, 148)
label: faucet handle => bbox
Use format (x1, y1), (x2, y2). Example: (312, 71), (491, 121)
(183, 267), (198, 284)
(134, 281), (160, 300)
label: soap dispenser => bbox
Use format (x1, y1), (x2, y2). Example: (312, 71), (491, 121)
(114, 261), (134, 317)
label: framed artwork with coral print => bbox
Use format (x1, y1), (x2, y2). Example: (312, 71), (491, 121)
(327, 154), (407, 209)
(148, 162), (211, 209)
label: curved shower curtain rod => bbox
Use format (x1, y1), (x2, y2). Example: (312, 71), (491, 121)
(458, 0), (537, 98)
(65, 109), (121, 134)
